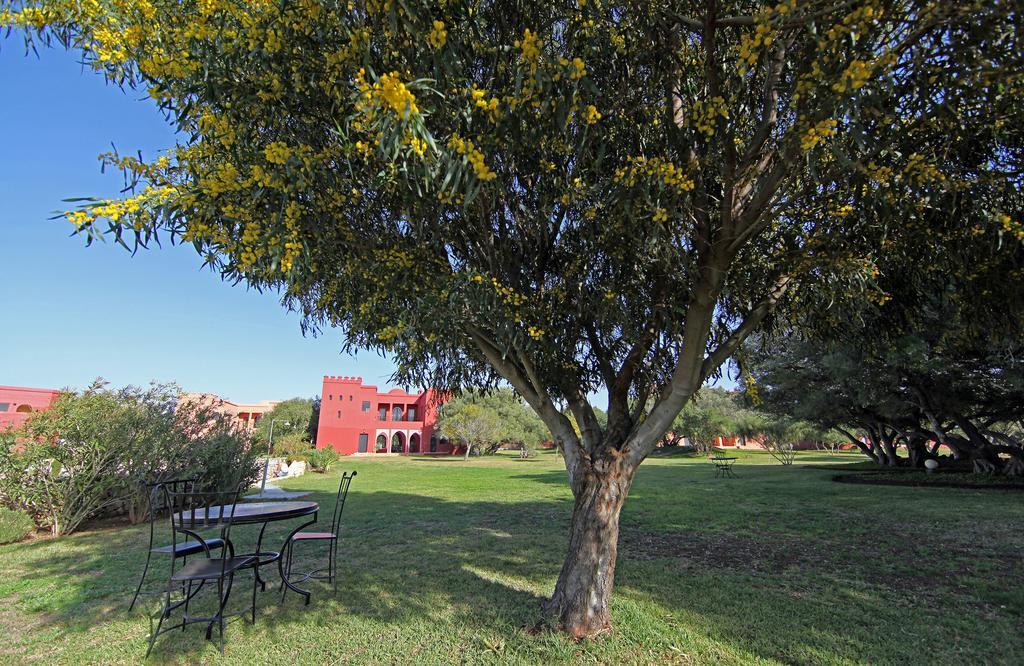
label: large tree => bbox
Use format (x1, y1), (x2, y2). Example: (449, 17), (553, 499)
(6, 0), (1022, 637)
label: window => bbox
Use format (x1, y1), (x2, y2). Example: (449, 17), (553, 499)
(349, 395), (353, 401)
(392, 405), (403, 421)
(329, 394), (333, 400)
(406, 406), (416, 421)
(0, 403), (8, 412)
(337, 410), (341, 418)
(378, 405), (388, 421)
(429, 436), (438, 453)
(358, 433), (368, 453)
(361, 400), (370, 412)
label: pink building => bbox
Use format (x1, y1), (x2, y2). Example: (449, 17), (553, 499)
(316, 376), (451, 455)
(0, 385), (61, 432)
(179, 392), (281, 432)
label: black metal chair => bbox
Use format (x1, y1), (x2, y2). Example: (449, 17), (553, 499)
(146, 484), (257, 657)
(280, 471), (356, 603)
(129, 478), (227, 612)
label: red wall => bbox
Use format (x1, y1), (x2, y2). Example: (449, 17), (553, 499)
(0, 385), (60, 432)
(315, 376), (450, 455)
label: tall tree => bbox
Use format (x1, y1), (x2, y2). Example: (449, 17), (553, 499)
(7, 0), (1022, 636)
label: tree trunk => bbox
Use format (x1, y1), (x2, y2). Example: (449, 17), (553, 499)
(544, 458), (634, 638)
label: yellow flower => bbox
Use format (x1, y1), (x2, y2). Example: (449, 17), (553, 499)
(264, 141), (292, 165)
(584, 105), (601, 125)
(375, 72), (419, 116)
(569, 57), (586, 80)
(653, 207), (669, 223)
(516, 28), (541, 62)
(428, 20), (447, 49)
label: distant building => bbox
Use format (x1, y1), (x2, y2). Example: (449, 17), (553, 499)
(0, 385), (61, 431)
(178, 392), (281, 432)
(316, 376), (451, 455)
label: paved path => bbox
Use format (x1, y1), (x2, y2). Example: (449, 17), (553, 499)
(247, 480), (312, 501)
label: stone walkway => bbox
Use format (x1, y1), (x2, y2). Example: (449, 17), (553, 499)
(247, 480), (312, 500)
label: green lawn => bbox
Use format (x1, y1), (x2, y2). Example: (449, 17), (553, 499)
(1, 450), (1021, 664)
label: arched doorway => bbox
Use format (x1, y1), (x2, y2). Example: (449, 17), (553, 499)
(375, 434), (387, 453)
(409, 433), (421, 453)
(429, 436), (438, 453)
(15, 404), (33, 413)
(391, 432), (405, 453)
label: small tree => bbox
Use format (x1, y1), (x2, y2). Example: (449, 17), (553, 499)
(438, 402), (502, 461)
(254, 398), (315, 447)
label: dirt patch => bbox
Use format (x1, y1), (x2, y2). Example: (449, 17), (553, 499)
(619, 528), (811, 571)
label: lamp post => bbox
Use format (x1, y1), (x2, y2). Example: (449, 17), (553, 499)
(259, 419), (290, 494)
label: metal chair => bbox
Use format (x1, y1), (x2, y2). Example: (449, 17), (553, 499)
(129, 478), (226, 611)
(146, 484), (257, 657)
(280, 471), (356, 604)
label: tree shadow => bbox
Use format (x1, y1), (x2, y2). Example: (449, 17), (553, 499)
(2, 465), (1021, 663)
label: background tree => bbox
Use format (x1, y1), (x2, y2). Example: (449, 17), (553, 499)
(254, 397), (316, 449)
(307, 395), (321, 445)
(7, 0), (1023, 636)
(438, 388), (548, 457)
(437, 400), (502, 460)
(670, 387), (737, 452)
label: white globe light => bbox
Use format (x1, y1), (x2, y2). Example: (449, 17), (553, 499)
(924, 459), (939, 471)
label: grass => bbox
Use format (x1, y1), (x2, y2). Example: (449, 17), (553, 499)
(1, 450), (1022, 664)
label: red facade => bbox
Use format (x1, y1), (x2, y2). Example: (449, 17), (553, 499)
(315, 376), (451, 456)
(0, 385), (60, 432)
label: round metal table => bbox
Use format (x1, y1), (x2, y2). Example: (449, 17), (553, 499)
(178, 501), (320, 601)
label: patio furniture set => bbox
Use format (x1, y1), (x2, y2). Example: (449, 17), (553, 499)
(129, 472), (356, 656)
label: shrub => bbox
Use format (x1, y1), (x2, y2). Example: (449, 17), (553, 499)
(0, 381), (262, 536)
(273, 431), (314, 462)
(306, 448), (339, 474)
(0, 507), (34, 545)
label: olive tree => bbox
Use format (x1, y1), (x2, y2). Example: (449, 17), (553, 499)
(6, 0), (1022, 636)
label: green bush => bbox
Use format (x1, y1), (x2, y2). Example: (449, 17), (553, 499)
(273, 431), (314, 462)
(0, 381), (262, 536)
(0, 507), (34, 545)
(306, 448), (339, 474)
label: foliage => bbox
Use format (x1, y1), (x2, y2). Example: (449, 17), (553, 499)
(0, 381), (261, 536)
(253, 398), (315, 446)
(670, 388), (742, 452)
(439, 389), (548, 458)
(7, 0), (1023, 634)
(0, 507), (34, 545)
(273, 430), (314, 461)
(438, 399), (503, 460)
(306, 447), (339, 474)
(747, 334), (1024, 474)
(308, 395), (321, 444)
(759, 418), (815, 465)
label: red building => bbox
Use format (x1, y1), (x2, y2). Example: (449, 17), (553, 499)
(315, 376), (451, 455)
(0, 385), (61, 432)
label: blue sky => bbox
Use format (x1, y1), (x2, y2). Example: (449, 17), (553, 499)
(0, 36), (397, 402)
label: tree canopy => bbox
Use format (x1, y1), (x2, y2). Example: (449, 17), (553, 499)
(6, 0), (1023, 637)
(253, 397), (316, 445)
(438, 387), (548, 458)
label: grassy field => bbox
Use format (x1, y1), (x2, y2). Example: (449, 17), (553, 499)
(1, 449), (1022, 664)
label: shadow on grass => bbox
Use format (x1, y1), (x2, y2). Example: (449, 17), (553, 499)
(3, 464), (1022, 664)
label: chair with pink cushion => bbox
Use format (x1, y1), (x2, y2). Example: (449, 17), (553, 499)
(280, 471), (356, 603)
